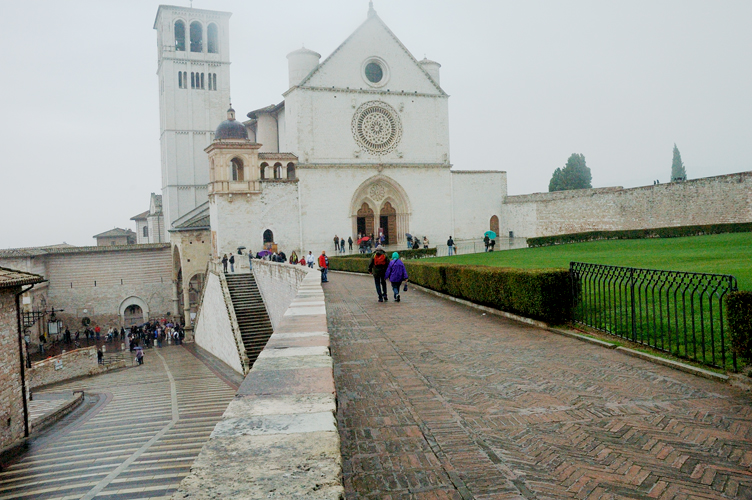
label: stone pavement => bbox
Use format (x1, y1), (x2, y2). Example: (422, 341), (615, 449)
(326, 272), (752, 500)
(0, 344), (239, 500)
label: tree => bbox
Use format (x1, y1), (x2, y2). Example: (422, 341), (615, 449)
(671, 143), (687, 182)
(548, 153), (592, 192)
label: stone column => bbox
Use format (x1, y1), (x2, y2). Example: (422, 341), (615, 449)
(171, 281), (179, 318)
(183, 284), (192, 327)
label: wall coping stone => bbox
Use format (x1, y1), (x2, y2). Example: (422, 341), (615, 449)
(171, 264), (343, 499)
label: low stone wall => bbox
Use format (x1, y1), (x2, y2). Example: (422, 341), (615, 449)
(27, 346), (124, 390)
(252, 260), (307, 330)
(193, 272), (246, 375)
(172, 266), (343, 499)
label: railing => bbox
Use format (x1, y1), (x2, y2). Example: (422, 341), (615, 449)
(434, 237), (528, 257)
(570, 262), (738, 371)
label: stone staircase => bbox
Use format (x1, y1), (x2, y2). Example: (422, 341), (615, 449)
(224, 273), (274, 367)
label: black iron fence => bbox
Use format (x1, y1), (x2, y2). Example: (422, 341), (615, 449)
(570, 262), (738, 370)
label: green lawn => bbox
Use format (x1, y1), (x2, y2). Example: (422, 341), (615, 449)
(433, 233), (752, 291)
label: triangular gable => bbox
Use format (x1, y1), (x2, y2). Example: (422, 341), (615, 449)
(298, 13), (445, 96)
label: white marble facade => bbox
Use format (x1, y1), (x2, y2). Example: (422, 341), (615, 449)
(158, 3), (506, 258)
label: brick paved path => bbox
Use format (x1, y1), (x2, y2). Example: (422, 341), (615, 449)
(326, 272), (752, 500)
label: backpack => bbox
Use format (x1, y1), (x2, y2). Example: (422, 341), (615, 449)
(374, 253), (387, 266)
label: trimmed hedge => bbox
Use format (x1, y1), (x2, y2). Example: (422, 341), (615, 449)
(727, 291), (752, 363)
(527, 222), (752, 248)
(328, 256), (571, 324)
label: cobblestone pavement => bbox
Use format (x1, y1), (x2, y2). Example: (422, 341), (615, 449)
(0, 344), (239, 500)
(326, 272), (752, 500)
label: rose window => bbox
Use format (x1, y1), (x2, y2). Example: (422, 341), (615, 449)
(352, 101), (402, 155)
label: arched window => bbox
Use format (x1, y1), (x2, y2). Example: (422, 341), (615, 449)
(190, 21), (203, 52)
(178, 71), (182, 88)
(191, 72), (195, 89)
(207, 23), (219, 53)
(287, 163), (296, 180)
(273, 163), (282, 179)
(208, 75), (213, 91)
(263, 229), (274, 244)
(213, 73), (217, 90)
(183, 72), (187, 88)
(490, 215), (500, 235)
(231, 158), (244, 181)
(201, 73), (205, 89)
(260, 162), (268, 180)
(143, 226), (149, 238)
(174, 20), (186, 51)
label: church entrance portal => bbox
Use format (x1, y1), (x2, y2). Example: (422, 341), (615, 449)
(379, 202), (396, 245)
(357, 203), (374, 238)
(124, 305), (143, 327)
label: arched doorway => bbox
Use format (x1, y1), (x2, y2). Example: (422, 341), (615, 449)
(357, 203), (374, 238)
(380, 202), (396, 245)
(124, 305), (143, 327)
(263, 229), (274, 250)
(490, 215), (500, 235)
(188, 273), (205, 319)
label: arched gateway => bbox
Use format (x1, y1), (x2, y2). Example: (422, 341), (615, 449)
(350, 176), (410, 245)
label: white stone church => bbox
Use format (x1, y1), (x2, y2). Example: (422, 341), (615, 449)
(154, 2), (505, 305)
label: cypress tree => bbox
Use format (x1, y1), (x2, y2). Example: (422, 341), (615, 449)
(671, 144), (687, 182)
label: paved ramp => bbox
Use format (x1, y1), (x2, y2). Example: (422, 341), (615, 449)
(0, 345), (239, 500)
(326, 272), (752, 499)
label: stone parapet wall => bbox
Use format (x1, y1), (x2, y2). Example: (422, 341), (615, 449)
(192, 272), (247, 375)
(172, 266), (343, 499)
(27, 346), (124, 390)
(504, 171), (752, 238)
(252, 260), (307, 330)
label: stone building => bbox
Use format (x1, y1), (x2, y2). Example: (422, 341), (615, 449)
(157, 2), (506, 278)
(131, 193), (166, 244)
(0, 267), (44, 452)
(92, 228), (136, 246)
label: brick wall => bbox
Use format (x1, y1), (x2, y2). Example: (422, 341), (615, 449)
(252, 261), (307, 330)
(26, 346), (123, 390)
(504, 172), (752, 238)
(0, 289), (25, 451)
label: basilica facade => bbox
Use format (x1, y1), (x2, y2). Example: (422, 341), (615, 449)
(155, 3), (506, 325)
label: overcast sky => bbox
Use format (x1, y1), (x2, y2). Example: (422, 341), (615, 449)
(1, 0), (750, 249)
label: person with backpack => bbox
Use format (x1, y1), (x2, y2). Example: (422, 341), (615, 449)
(318, 251), (329, 283)
(384, 252), (408, 302)
(368, 245), (390, 302)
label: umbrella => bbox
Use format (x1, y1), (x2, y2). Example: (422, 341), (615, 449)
(405, 233), (413, 239)
(357, 237), (371, 244)
(257, 250), (272, 257)
(484, 230), (497, 239)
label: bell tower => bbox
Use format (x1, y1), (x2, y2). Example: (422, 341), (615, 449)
(154, 5), (232, 241)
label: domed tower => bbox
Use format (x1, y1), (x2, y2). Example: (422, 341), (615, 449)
(206, 106), (261, 197)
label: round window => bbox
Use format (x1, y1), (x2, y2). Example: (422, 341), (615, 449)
(365, 62), (383, 83)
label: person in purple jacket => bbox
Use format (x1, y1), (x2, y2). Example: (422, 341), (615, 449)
(384, 252), (408, 302)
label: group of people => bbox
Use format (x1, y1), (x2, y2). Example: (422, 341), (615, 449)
(406, 235), (430, 250)
(367, 246), (409, 303)
(333, 235), (352, 253)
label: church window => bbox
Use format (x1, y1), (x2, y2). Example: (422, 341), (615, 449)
(184, 72), (188, 88)
(207, 23), (219, 53)
(365, 62), (383, 83)
(190, 21), (203, 52)
(260, 162), (268, 180)
(286, 163), (296, 180)
(191, 72), (195, 89)
(143, 226), (149, 238)
(273, 163), (282, 179)
(201, 73), (205, 89)
(178, 71), (183, 89)
(231, 158), (244, 181)
(208, 75), (212, 91)
(263, 229), (274, 244)
(174, 20), (186, 51)
(213, 73), (217, 90)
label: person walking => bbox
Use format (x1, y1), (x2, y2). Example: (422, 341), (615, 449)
(423, 236), (429, 249)
(306, 251), (315, 268)
(333, 235), (340, 252)
(368, 245), (390, 302)
(222, 254), (228, 273)
(248, 250), (253, 270)
(229, 253), (235, 272)
(348, 236), (353, 252)
(97, 348), (104, 365)
(340, 238), (345, 253)
(484, 234), (490, 252)
(135, 346), (144, 366)
(447, 236), (455, 256)
(318, 251), (329, 283)
(384, 252), (408, 302)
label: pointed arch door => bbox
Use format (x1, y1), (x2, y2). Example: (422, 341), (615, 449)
(356, 203), (374, 238)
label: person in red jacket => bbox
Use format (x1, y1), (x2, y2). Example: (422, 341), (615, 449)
(318, 251), (329, 283)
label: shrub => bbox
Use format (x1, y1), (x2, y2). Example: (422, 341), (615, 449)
(527, 222), (752, 248)
(330, 256), (571, 324)
(335, 248), (437, 260)
(727, 291), (752, 363)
